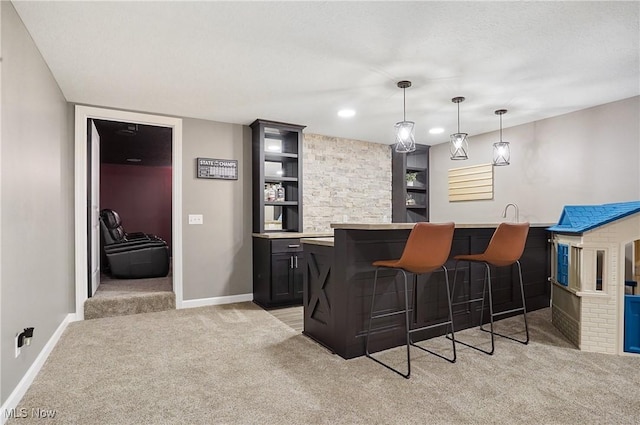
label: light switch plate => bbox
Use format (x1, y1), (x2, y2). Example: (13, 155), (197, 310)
(188, 214), (203, 225)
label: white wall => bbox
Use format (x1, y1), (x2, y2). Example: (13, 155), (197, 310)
(430, 96), (640, 224)
(181, 118), (252, 300)
(1, 2), (74, 404)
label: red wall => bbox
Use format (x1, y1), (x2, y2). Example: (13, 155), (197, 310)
(100, 164), (172, 250)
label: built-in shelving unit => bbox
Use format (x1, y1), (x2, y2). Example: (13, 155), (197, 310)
(392, 144), (430, 223)
(251, 119), (306, 308)
(251, 119), (305, 233)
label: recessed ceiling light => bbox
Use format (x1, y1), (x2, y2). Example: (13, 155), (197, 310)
(338, 109), (356, 118)
(429, 127), (444, 134)
(126, 158), (142, 163)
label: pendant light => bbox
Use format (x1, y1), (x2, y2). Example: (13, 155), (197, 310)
(449, 96), (468, 160)
(492, 109), (510, 166)
(394, 80), (416, 153)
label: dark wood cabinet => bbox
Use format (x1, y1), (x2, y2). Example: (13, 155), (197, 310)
(392, 144), (430, 223)
(251, 119), (307, 308)
(271, 253), (294, 302)
(253, 236), (304, 308)
(293, 252), (305, 298)
(250, 119), (305, 233)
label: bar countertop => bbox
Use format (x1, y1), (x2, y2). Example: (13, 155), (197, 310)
(254, 223), (554, 238)
(252, 232), (333, 239)
(300, 222), (552, 249)
(301, 237), (335, 247)
(330, 222), (553, 230)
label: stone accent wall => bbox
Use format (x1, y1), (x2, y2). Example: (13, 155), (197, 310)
(552, 304), (580, 348)
(303, 133), (391, 232)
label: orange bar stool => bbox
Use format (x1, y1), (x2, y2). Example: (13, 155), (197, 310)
(450, 222), (530, 355)
(365, 222), (456, 379)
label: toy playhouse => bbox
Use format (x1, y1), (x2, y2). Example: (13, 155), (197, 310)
(548, 201), (640, 355)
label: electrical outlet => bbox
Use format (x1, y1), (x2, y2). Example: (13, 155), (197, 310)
(188, 214), (203, 225)
(15, 334), (20, 358)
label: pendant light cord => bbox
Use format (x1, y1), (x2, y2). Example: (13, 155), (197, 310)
(457, 102), (460, 133)
(403, 87), (406, 121)
(500, 114), (503, 142)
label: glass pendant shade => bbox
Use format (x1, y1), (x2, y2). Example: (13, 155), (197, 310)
(393, 80), (415, 153)
(450, 132), (468, 160)
(395, 120), (416, 153)
(449, 96), (468, 160)
(492, 141), (510, 166)
(492, 109), (510, 166)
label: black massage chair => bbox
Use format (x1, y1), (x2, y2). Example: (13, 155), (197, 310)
(99, 209), (170, 279)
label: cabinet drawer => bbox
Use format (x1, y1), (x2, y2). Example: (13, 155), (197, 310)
(271, 238), (302, 253)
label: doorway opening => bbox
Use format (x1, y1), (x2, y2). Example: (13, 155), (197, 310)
(85, 119), (174, 318)
(74, 106), (183, 320)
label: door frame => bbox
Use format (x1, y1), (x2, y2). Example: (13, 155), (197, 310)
(88, 120), (100, 297)
(74, 105), (183, 320)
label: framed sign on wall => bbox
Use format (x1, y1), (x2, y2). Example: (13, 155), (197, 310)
(196, 157), (238, 180)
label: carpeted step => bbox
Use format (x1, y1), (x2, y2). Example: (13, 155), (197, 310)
(84, 291), (176, 320)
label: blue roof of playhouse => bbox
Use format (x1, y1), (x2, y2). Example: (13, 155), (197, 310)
(547, 201), (640, 234)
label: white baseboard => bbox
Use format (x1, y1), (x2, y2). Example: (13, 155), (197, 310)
(1, 313), (77, 424)
(180, 293), (253, 309)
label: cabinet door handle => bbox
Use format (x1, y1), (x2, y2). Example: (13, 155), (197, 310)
(290, 256), (294, 268)
(295, 256), (298, 268)
(288, 244), (300, 248)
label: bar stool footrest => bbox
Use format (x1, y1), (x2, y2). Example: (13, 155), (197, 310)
(407, 320), (457, 363)
(408, 320), (452, 335)
(370, 308), (414, 320)
(490, 307), (526, 318)
(451, 296), (484, 307)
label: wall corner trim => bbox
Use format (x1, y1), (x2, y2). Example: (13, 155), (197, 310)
(0, 313), (77, 424)
(180, 294), (253, 309)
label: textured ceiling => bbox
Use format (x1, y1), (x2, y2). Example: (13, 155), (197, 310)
(13, 1), (640, 146)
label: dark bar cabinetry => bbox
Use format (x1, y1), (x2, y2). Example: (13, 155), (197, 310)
(303, 224), (550, 359)
(251, 119), (311, 308)
(253, 236), (305, 308)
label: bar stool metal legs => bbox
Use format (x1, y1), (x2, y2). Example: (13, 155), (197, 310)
(478, 260), (529, 345)
(448, 260), (529, 355)
(365, 266), (456, 379)
(365, 268), (412, 378)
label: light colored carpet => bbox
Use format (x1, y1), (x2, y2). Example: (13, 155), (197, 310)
(9, 304), (640, 425)
(84, 273), (174, 320)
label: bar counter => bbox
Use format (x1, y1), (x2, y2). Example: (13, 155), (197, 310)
(301, 223), (551, 359)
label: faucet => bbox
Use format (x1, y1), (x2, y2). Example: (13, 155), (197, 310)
(502, 203), (519, 223)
